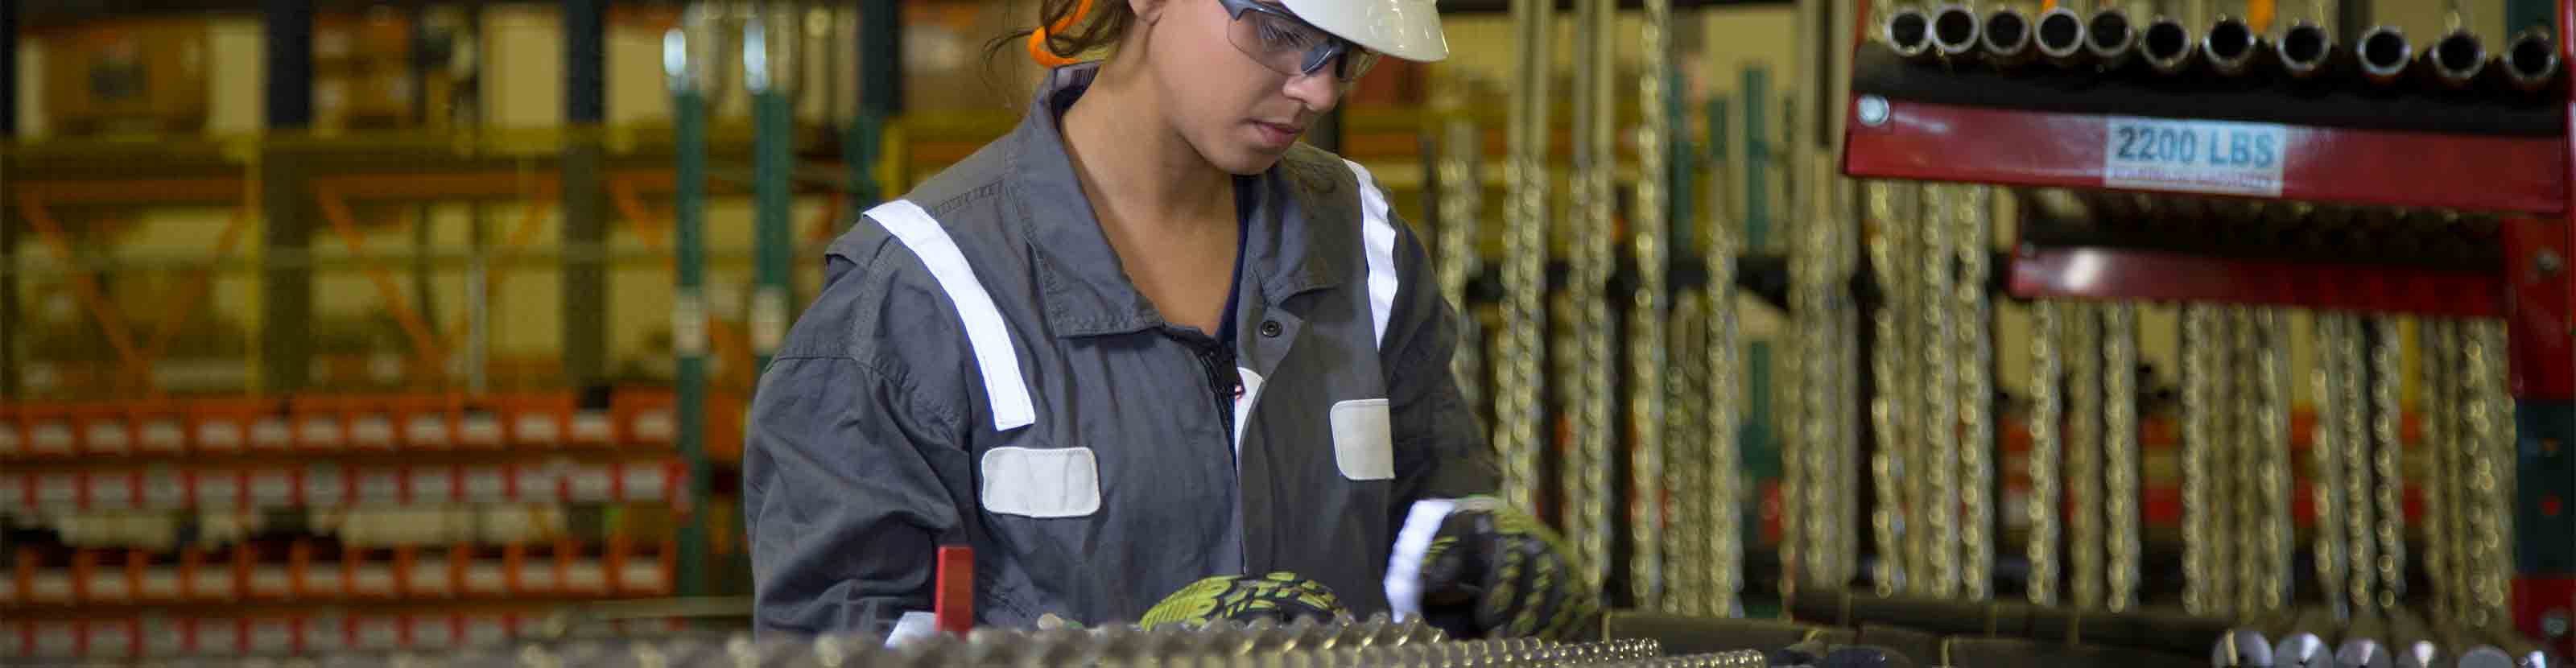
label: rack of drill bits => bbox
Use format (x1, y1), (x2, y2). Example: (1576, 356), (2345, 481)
(77, 616), (1809, 668)
(1842, 0), (2555, 662)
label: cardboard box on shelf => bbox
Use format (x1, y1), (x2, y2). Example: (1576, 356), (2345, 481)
(85, 620), (137, 659)
(612, 390), (677, 447)
(500, 393), (574, 449)
(316, 62), (421, 131)
(0, 406), (21, 459)
(292, 407), (348, 452)
(390, 394), (463, 450)
(187, 398), (272, 456)
(24, 405), (76, 458)
(313, 11), (411, 66)
(72, 405), (132, 457)
(136, 408), (186, 456)
(39, 20), (209, 135)
(137, 554), (182, 602)
(27, 565), (75, 604)
(179, 549), (232, 601)
(351, 616), (402, 651)
(313, 10), (421, 131)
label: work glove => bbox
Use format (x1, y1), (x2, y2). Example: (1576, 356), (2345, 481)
(1140, 571), (1348, 629)
(1410, 497), (1604, 641)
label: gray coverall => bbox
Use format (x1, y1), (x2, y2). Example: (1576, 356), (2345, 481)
(743, 62), (1497, 637)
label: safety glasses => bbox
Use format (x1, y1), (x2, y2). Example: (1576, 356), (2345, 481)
(1214, 0), (1381, 83)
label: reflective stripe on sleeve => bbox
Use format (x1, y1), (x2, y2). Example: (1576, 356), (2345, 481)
(1342, 159), (1401, 349)
(865, 200), (1038, 432)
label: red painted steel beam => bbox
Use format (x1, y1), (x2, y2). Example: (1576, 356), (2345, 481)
(2504, 1), (2576, 654)
(18, 179), (246, 205)
(2507, 216), (2574, 400)
(2511, 3), (2576, 655)
(1845, 98), (2568, 213)
(2009, 245), (2505, 318)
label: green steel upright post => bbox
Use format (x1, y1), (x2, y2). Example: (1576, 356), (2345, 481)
(851, 0), (900, 217)
(749, 9), (795, 375)
(1702, 96), (1728, 266)
(564, 0), (609, 388)
(2508, 0), (2552, 33)
(1739, 68), (1777, 482)
(664, 22), (711, 599)
(848, 111), (883, 216)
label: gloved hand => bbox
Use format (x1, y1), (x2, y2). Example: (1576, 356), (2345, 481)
(1140, 571), (1348, 628)
(1410, 497), (1604, 641)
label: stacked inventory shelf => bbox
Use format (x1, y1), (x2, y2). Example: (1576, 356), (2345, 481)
(0, 389), (707, 661)
(1842, 0), (2576, 654)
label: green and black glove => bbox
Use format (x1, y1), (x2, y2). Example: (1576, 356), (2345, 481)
(1408, 497), (1604, 641)
(1139, 571), (1348, 629)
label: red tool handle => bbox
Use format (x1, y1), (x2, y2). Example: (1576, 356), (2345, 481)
(933, 546), (973, 636)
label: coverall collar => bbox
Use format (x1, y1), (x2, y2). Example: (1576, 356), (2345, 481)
(1007, 62), (1346, 339)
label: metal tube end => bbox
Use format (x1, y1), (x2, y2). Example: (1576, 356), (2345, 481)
(1982, 7), (2035, 66)
(2504, 27), (2562, 92)
(2143, 16), (2200, 75)
(2425, 30), (2488, 89)
(2359, 26), (2413, 86)
(1931, 4), (1982, 60)
(2203, 16), (2262, 77)
(2035, 8), (2087, 66)
(2278, 21), (2335, 79)
(1888, 7), (1935, 60)
(2085, 8), (2136, 66)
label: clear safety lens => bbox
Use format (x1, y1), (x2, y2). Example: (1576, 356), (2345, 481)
(1222, 0), (1378, 82)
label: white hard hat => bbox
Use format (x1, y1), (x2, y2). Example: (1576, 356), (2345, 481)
(1278, 0), (1450, 62)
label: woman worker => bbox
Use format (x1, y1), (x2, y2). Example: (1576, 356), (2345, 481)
(742, 0), (1600, 642)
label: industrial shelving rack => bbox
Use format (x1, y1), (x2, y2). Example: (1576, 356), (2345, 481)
(0, 2), (903, 658)
(1840, 0), (2576, 654)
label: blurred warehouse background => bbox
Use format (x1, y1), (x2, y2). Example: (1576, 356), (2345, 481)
(0, 1), (1843, 651)
(3, 0), (2574, 666)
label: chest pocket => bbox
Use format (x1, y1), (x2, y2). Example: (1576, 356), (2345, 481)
(1328, 399), (1393, 480)
(980, 447), (1103, 517)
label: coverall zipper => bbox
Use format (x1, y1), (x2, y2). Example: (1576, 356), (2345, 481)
(1160, 330), (1241, 455)
(1193, 341), (1240, 444)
